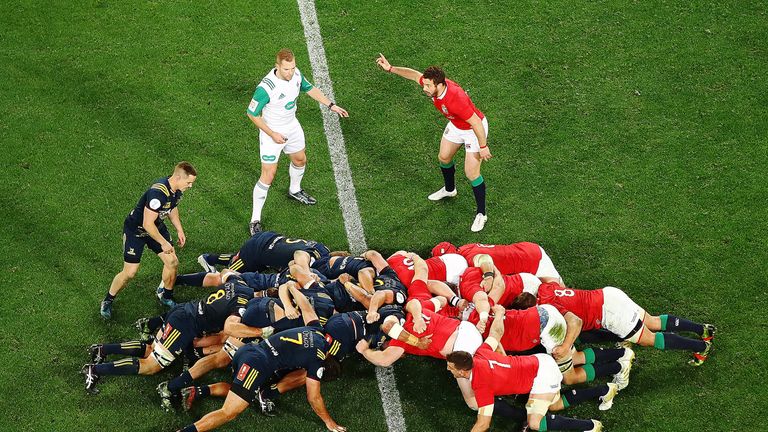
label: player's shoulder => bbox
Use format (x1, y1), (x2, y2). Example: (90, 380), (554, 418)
(259, 69), (278, 91)
(148, 177), (171, 198)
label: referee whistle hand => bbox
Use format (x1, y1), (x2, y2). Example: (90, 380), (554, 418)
(270, 132), (288, 144)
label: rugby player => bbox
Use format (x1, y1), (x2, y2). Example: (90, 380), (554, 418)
(434, 240), (564, 286)
(247, 48), (348, 235)
(101, 161), (197, 319)
(516, 282), (716, 366)
(175, 283), (346, 432)
(447, 305), (614, 432)
(82, 270), (253, 395)
(376, 54), (491, 232)
(387, 250), (469, 305)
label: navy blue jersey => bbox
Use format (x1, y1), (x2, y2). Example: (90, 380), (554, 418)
(124, 177), (183, 231)
(324, 311), (367, 361)
(260, 324), (329, 381)
(181, 276), (254, 336)
(365, 304), (406, 350)
(241, 268), (329, 290)
(241, 272), (279, 290)
(313, 256), (373, 280)
(374, 267), (408, 305)
(241, 283), (336, 330)
(273, 283), (336, 331)
(324, 280), (364, 313)
(229, 231), (331, 273)
(230, 323), (329, 403)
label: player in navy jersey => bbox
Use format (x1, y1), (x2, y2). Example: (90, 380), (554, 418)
(227, 230), (331, 273)
(175, 283), (347, 432)
(100, 162), (197, 319)
(82, 271), (253, 395)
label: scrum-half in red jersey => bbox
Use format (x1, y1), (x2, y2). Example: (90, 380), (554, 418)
(419, 77), (484, 130)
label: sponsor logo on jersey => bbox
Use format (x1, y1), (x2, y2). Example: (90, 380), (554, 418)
(441, 105), (449, 114)
(237, 364), (251, 381)
(262, 155), (277, 162)
(284, 100), (296, 110)
(127, 248), (136, 256)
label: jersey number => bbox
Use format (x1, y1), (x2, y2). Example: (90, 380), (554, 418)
(402, 258), (415, 271)
(285, 238), (308, 244)
(554, 289), (575, 297)
(280, 333), (304, 345)
(206, 289), (225, 304)
(488, 360), (511, 369)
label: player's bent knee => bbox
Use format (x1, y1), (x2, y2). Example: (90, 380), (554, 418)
(527, 415), (544, 431)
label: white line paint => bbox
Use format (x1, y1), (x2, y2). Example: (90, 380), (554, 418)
(296, 1), (407, 431)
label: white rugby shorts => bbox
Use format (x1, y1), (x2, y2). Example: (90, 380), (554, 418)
(259, 119), (306, 164)
(530, 354), (563, 395)
(443, 117), (489, 153)
(601, 286), (646, 341)
(452, 321), (483, 355)
(535, 246), (562, 284)
(439, 253), (469, 286)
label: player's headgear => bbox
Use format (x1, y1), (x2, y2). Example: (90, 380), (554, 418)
(432, 242), (458, 257)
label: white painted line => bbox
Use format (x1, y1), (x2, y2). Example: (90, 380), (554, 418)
(296, 1), (407, 431)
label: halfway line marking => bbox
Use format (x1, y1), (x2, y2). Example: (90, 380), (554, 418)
(296, 1), (407, 431)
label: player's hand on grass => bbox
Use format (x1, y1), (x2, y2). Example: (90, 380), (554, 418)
(479, 146), (492, 161)
(330, 104), (349, 118)
(416, 334), (433, 350)
(326, 421), (347, 432)
(376, 53), (391, 72)
(270, 131), (288, 144)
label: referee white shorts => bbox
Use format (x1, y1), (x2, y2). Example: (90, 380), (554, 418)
(259, 119), (306, 164)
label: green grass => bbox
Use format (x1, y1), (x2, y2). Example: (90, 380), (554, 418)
(1, 0), (766, 431)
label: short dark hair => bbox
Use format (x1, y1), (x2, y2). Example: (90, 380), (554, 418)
(422, 66), (446, 85)
(446, 351), (473, 371)
(321, 355), (342, 382)
(510, 292), (537, 310)
(174, 161), (197, 176)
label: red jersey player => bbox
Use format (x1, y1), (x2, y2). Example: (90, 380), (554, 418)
(517, 282), (716, 367)
(433, 240), (564, 286)
(446, 305), (612, 432)
(386, 250), (468, 305)
(377, 54), (491, 232)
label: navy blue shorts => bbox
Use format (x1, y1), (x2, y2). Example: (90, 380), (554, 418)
(122, 220), (172, 264)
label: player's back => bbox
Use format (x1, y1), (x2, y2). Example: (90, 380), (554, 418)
(472, 345), (540, 396)
(189, 278), (254, 335)
(263, 324), (329, 373)
(537, 283), (604, 331)
(459, 242), (541, 275)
